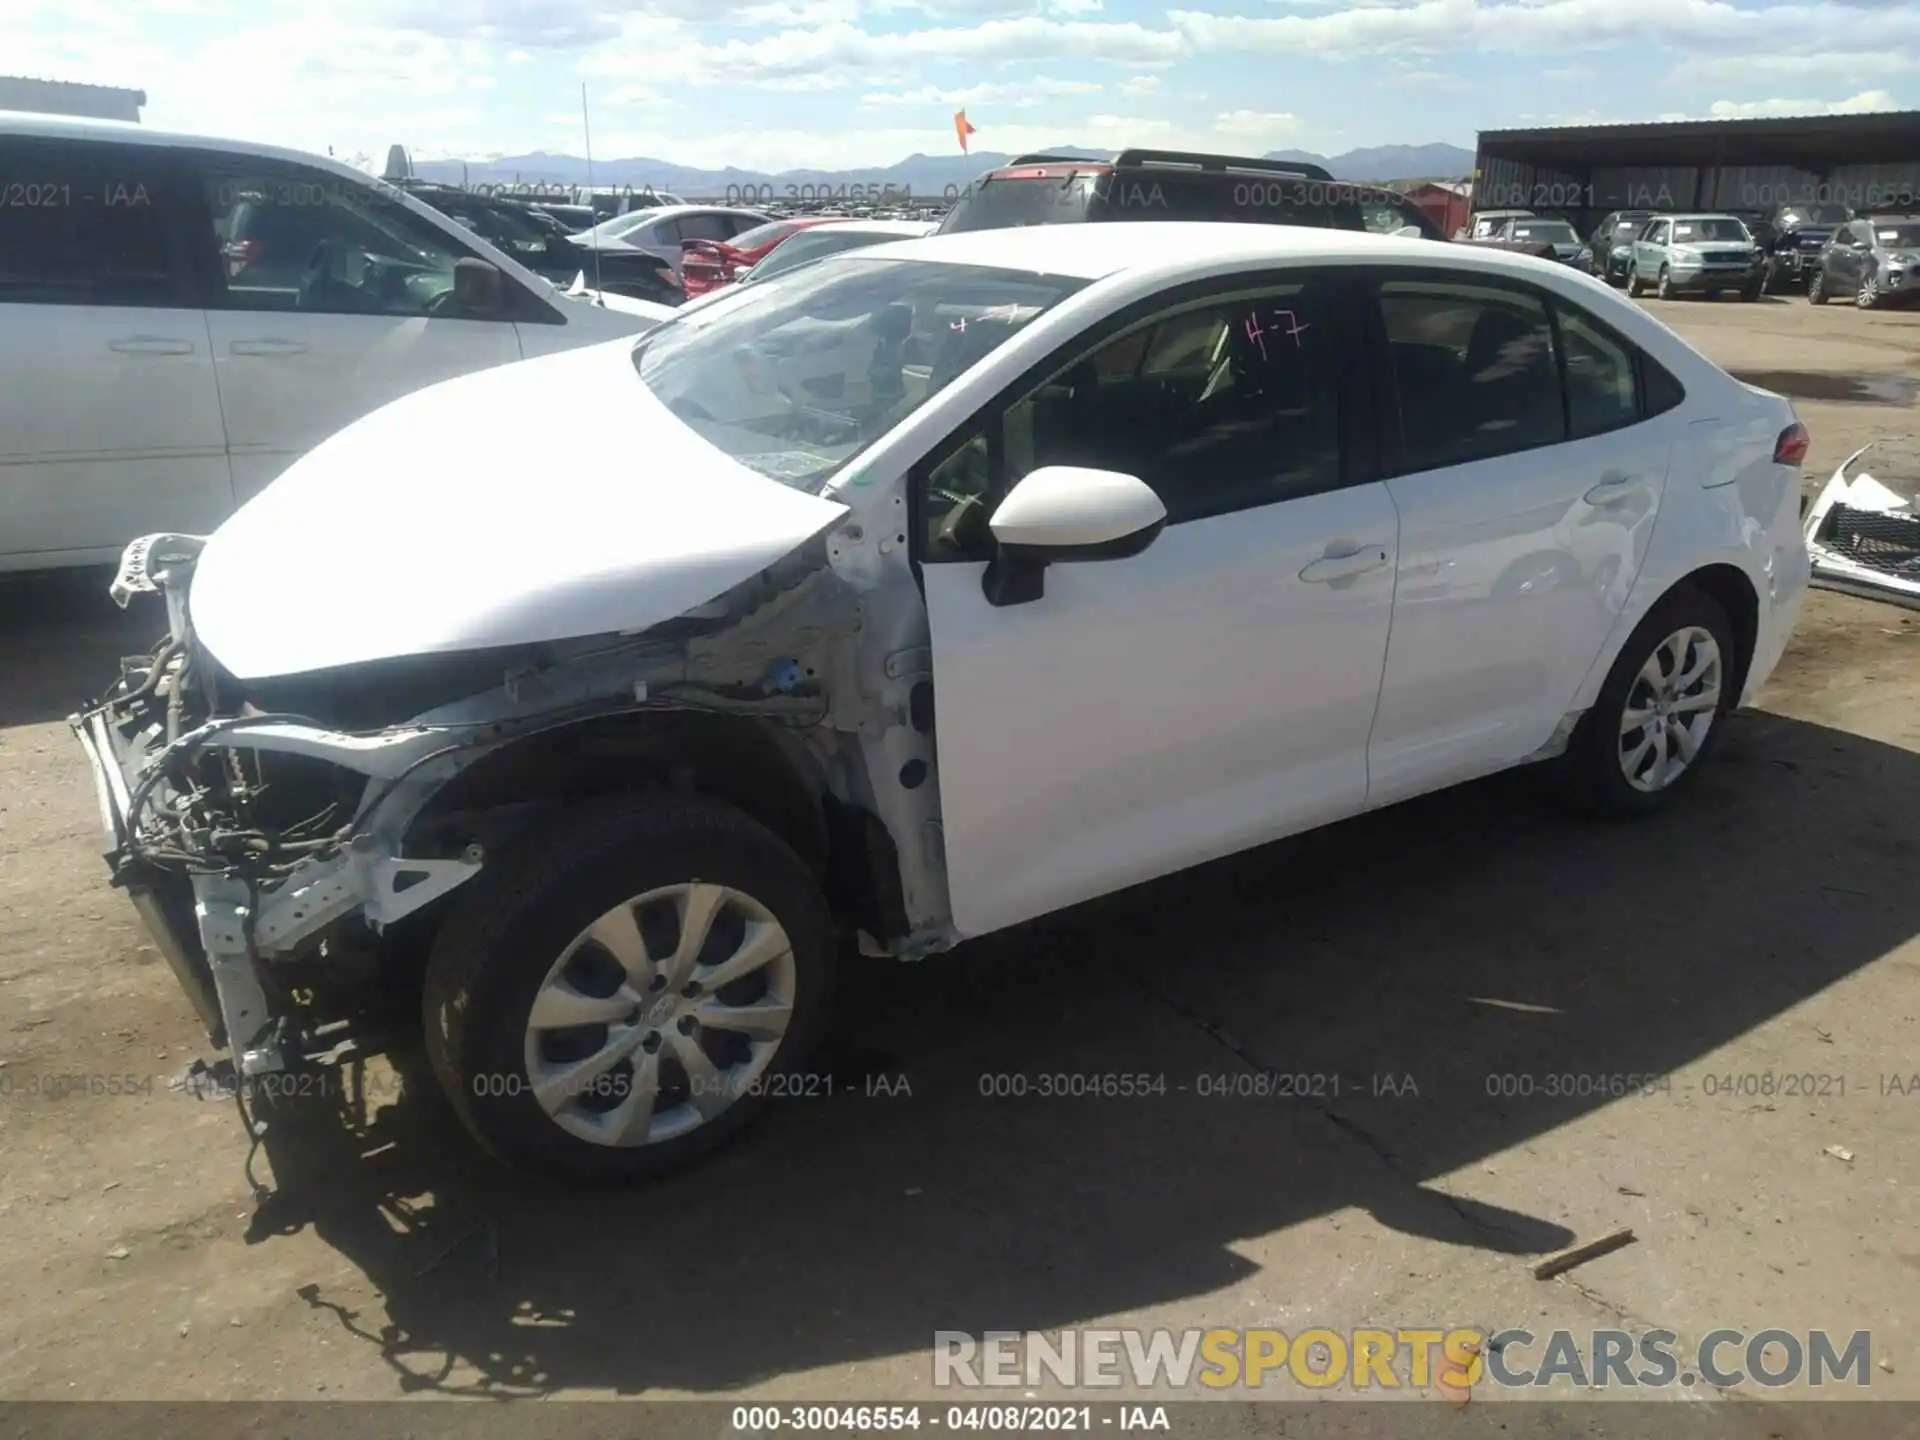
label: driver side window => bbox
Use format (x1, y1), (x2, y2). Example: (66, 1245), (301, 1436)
(195, 159), (472, 317)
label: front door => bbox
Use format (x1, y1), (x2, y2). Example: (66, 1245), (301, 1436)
(1361, 271), (1674, 805)
(0, 137), (230, 567)
(920, 272), (1399, 939)
(184, 153), (525, 506)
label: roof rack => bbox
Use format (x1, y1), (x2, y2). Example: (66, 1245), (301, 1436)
(1109, 148), (1334, 182)
(1005, 152), (1111, 166)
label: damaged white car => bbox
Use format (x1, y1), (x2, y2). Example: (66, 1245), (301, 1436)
(74, 224), (1812, 1179)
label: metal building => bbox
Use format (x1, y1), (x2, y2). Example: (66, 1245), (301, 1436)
(1473, 111), (1920, 232)
(0, 76), (146, 122)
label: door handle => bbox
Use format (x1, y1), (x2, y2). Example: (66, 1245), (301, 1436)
(1584, 472), (1642, 506)
(108, 336), (195, 355)
(229, 340), (309, 357)
(1299, 546), (1391, 583)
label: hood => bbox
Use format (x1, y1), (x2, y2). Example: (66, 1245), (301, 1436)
(189, 340), (848, 681)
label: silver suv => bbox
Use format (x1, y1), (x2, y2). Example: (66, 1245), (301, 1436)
(1624, 214), (1763, 301)
(1808, 215), (1920, 309)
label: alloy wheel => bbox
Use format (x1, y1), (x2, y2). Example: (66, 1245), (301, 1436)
(522, 882), (797, 1147)
(1618, 626), (1723, 793)
(1857, 272), (1879, 309)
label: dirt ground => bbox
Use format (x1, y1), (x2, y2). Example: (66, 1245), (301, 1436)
(1, 292), (1918, 1431)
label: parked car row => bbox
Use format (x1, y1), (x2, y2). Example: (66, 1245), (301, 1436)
(1587, 203), (1920, 310)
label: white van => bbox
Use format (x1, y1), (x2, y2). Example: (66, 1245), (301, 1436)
(0, 112), (671, 573)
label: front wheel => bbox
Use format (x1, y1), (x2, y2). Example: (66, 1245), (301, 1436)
(1808, 267), (1829, 304)
(1857, 272), (1880, 309)
(1740, 280), (1762, 302)
(423, 795), (837, 1180)
(1557, 584), (1740, 819)
(1656, 266), (1675, 300)
(1625, 265), (1644, 298)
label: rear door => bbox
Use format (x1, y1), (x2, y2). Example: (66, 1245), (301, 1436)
(0, 136), (230, 568)
(1361, 270), (1676, 806)
(183, 152), (525, 506)
(921, 269), (1400, 938)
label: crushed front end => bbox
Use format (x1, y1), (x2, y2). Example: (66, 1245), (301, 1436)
(72, 535), (488, 1084)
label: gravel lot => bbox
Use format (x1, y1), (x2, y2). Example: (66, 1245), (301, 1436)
(1, 292), (1916, 1429)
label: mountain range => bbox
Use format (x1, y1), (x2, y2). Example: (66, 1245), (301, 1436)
(406, 142), (1475, 197)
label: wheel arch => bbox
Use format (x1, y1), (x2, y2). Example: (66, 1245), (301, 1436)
(400, 708), (910, 948)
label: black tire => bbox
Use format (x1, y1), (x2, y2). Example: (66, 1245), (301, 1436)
(1624, 265), (1643, 298)
(422, 795), (837, 1180)
(1656, 266), (1675, 300)
(1808, 267), (1828, 304)
(1556, 583), (1741, 820)
(1740, 281), (1762, 302)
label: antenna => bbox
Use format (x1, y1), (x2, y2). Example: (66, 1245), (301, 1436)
(582, 81), (604, 305)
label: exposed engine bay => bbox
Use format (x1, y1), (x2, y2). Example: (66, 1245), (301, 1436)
(72, 529), (951, 1150)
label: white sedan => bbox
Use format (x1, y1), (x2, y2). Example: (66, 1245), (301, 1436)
(77, 223), (1810, 1180)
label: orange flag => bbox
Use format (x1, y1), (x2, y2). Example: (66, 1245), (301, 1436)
(954, 109), (978, 153)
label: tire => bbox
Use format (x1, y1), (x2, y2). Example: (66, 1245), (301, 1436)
(1856, 271), (1880, 309)
(1624, 265), (1643, 298)
(1740, 280), (1762, 302)
(1656, 266), (1675, 300)
(1556, 583), (1741, 820)
(423, 794), (837, 1180)
(1808, 267), (1828, 304)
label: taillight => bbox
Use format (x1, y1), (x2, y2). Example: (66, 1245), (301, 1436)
(222, 238), (260, 277)
(1774, 422), (1810, 466)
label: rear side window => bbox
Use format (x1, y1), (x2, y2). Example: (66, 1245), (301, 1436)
(1556, 303), (1638, 438)
(731, 220), (800, 251)
(677, 214), (734, 242)
(0, 139), (185, 307)
(1376, 278), (1565, 471)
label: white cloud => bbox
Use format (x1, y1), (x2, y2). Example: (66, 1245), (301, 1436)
(861, 78), (1104, 106)
(1120, 74), (1163, 96)
(1677, 52), (1920, 84)
(1213, 108), (1303, 137)
(1707, 88), (1901, 117)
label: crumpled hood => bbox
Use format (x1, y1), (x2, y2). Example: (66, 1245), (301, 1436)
(190, 338), (848, 681)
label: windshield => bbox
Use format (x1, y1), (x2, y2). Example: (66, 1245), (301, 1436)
(1510, 221), (1578, 243)
(1612, 218), (1650, 239)
(1671, 218), (1751, 243)
(1783, 204), (1850, 227)
(633, 256), (1086, 490)
(730, 220), (804, 252)
(574, 210), (662, 244)
(939, 173), (1101, 232)
(748, 228), (911, 283)
(1875, 223), (1920, 248)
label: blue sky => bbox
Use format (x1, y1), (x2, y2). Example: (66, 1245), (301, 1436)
(9, 0), (1915, 172)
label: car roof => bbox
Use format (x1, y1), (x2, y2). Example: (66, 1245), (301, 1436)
(0, 108), (401, 189)
(1652, 213), (1746, 222)
(848, 221), (1596, 284)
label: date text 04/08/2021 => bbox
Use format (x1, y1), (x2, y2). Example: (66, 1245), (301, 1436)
(730, 1405), (1171, 1432)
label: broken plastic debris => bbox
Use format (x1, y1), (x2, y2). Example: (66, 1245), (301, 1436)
(1823, 1144), (1855, 1163)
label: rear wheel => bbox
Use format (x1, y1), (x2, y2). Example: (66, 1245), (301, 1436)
(423, 795), (837, 1180)
(1558, 584), (1739, 819)
(1808, 267), (1829, 304)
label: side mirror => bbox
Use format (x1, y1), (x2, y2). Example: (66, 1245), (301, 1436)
(453, 257), (504, 315)
(980, 465), (1166, 607)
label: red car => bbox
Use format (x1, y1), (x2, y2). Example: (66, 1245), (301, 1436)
(679, 217), (843, 297)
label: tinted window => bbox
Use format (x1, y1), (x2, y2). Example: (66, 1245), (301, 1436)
(1670, 218), (1749, 243)
(997, 280), (1346, 528)
(197, 160), (476, 316)
(1557, 303), (1637, 439)
(676, 213), (734, 243)
(1874, 223), (1920, 247)
(1377, 278), (1564, 471)
(647, 218), (683, 246)
(1642, 353), (1686, 416)
(0, 139), (183, 307)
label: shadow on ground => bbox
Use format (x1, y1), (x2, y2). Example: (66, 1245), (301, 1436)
(8, 571), (1916, 1399)
(0, 568), (152, 728)
(243, 707), (1920, 1398)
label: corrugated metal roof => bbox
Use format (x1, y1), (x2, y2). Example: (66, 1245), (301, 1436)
(1482, 110), (1920, 139)
(0, 74), (146, 99)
